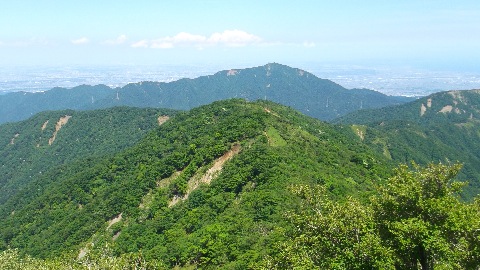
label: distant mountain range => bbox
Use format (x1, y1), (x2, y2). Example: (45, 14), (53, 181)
(0, 63), (413, 124)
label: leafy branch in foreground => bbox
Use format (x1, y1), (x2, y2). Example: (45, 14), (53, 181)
(373, 162), (480, 269)
(264, 163), (480, 269)
(0, 245), (166, 270)
(262, 185), (394, 269)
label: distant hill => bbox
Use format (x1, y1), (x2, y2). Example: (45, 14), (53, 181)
(0, 106), (177, 204)
(335, 89), (480, 198)
(0, 63), (413, 123)
(335, 89), (480, 125)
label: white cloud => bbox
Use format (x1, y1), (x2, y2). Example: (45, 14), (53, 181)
(150, 32), (207, 49)
(150, 41), (174, 49)
(132, 30), (262, 49)
(170, 32), (207, 44)
(207, 30), (261, 47)
(102, 35), (127, 45)
(71, 37), (90, 45)
(131, 40), (149, 48)
(303, 41), (316, 48)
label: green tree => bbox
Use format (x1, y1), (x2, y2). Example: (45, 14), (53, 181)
(263, 163), (480, 269)
(372, 163), (480, 269)
(263, 185), (394, 269)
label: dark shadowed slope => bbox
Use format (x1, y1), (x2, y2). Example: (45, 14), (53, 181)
(0, 106), (177, 203)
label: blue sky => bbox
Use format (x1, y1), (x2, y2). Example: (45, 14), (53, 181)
(1, 0), (479, 71)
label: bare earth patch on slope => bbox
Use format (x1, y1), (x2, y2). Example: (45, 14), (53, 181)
(9, 133), (19, 145)
(106, 213), (123, 230)
(48, 115), (71, 145)
(157, 115), (170, 126)
(137, 171), (182, 210)
(439, 105), (453, 113)
(351, 125), (366, 141)
(420, 103), (427, 116)
(41, 120), (49, 131)
(227, 69), (238, 76)
(107, 213), (123, 241)
(264, 107), (280, 118)
(169, 144), (241, 207)
(448, 91), (466, 104)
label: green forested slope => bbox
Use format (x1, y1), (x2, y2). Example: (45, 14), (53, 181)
(0, 99), (478, 269)
(335, 89), (480, 198)
(336, 89), (480, 124)
(0, 99), (391, 267)
(0, 85), (113, 124)
(0, 106), (177, 203)
(0, 63), (412, 124)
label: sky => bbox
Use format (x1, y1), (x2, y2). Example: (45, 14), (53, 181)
(1, 0), (480, 71)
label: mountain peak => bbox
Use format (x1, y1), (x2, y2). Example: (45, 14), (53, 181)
(0, 63), (411, 123)
(220, 62), (308, 76)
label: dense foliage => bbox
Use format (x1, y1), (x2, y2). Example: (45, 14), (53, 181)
(1, 163), (478, 269)
(0, 247), (164, 269)
(0, 106), (177, 203)
(0, 98), (478, 269)
(0, 63), (412, 124)
(372, 163), (480, 269)
(263, 163), (480, 269)
(0, 99), (391, 268)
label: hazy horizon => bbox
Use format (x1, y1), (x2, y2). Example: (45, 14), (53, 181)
(1, 62), (479, 97)
(1, 1), (479, 71)
(1, 1), (479, 95)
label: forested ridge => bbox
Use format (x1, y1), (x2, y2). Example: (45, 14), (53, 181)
(0, 63), (412, 124)
(0, 106), (177, 204)
(335, 89), (480, 198)
(0, 99), (478, 269)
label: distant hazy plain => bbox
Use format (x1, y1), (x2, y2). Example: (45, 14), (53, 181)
(1, 64), (479, 97)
